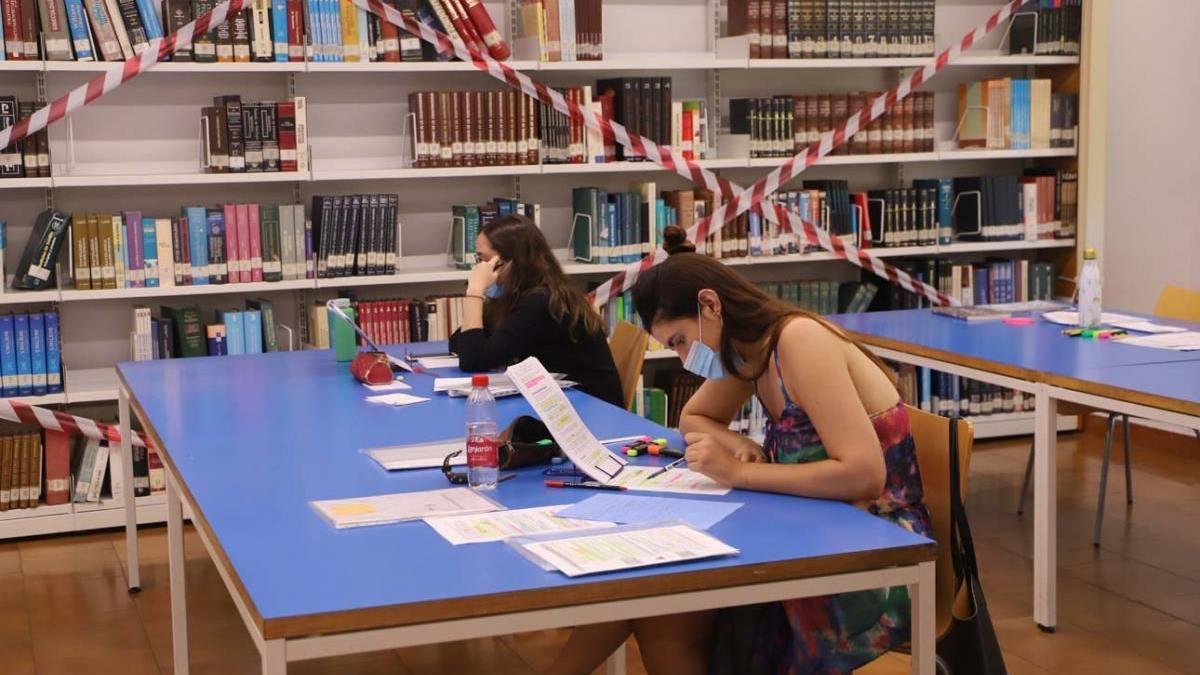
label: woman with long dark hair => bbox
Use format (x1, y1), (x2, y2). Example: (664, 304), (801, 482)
(543, 226), (930, 674)
(449, 214), (624, 408)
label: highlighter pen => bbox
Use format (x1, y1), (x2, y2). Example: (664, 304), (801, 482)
(544, 480), (626, 491)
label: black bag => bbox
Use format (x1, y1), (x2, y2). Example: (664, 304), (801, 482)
(498, 416), (562, 469)
(936, 416), (1008, 675)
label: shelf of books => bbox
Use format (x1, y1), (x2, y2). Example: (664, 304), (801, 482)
(0, 0), (1096, 538)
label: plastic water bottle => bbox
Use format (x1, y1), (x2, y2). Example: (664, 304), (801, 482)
(465, 374), (499, 489)
(1078, 247), (1102, 329)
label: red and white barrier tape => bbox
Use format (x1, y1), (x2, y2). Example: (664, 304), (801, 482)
(352, 0), (1028, 307)
(0, 399), (150, 447)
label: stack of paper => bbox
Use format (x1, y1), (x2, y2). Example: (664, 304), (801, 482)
(363, 440), (464, 471)
(1119, 332), (1200, 351)
(510, 523), (739, 577)
(424, 505), (615, 545)
(608, 466), (732, 496)
(558, 494), (743, 530)
(311, 488), (500, 529)
(1041, 310), (1187, 334)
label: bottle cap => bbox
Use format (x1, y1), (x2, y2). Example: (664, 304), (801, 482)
(471, 374), (489, 387)
(1084, 247), (1097, 260)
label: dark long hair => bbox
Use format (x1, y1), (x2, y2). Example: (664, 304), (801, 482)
(632, 226), (893, 382)
(482, 215), (604, 339)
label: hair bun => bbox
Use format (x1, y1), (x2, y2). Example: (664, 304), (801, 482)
(661, 225), (697, 256)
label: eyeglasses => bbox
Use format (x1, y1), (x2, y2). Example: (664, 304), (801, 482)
(442, 450), (516, 486)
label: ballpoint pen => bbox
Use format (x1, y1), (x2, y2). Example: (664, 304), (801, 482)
(646, 456), (686, 481)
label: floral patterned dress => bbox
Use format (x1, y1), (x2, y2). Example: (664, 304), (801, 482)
(709, 350), (932, 675)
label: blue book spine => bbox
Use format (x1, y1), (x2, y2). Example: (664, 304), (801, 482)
(223, 311), (246, 355)
(0, 19), (5, 61)
(14, 314), (32, 396)
(63, 0), (94, 60)
(272, 0), (288, 61)
(937, 178), (954, 245)
(142, 218), (159, 287)
(749, 210), (762, 256)
(0, 316), (15, 397)
(919, 367), (932, 412)
(135, 0), (163, 39)
(186, 207), (210, 284)
(244, 309), (263, 354)
(655, 199), (666, 246)
(44, 312), (62, 393)
(607, 200), (619, 266)
(28, 313), (46, 396)
(328, 0), (342, 61)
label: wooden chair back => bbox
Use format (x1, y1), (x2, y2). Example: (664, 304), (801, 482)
(1154, 285), (1200, 322)
(609, 321), (648, 410)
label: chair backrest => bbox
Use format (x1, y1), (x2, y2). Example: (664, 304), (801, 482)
(905, 404), (974, 639)
(609, 321), (648, 410)
(1154, 285), (1200, 323)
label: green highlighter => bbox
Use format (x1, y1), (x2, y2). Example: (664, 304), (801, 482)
(327, 299), (359, 362)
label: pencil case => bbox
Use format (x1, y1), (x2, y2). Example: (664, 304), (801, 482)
(350, 351), (394, 385)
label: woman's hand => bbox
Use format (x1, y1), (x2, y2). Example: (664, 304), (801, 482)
(466, 258), (500, 297)
(684, 432), (743, 487)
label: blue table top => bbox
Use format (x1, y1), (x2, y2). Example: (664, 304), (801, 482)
(830, 309), (1200, 415)
(118, 347), (933, 639)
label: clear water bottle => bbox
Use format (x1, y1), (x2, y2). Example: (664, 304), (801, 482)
(1078, 247), (1102, 329)
(465, 374), (499, 489)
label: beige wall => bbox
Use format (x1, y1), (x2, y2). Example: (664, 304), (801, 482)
(1102, 0), (1200, 313)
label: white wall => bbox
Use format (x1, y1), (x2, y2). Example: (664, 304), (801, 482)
(1103, 0), (1200, 313)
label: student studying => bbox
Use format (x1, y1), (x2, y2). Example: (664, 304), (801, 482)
(449, 215), (625, 408)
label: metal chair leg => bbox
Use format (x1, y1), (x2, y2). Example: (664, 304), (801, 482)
(1017, 442), (1035, 515)
(1121, 415), (1133, 504)
(1093, 413), (1118, 547)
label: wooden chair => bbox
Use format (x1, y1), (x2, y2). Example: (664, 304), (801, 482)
(855, 406), (975, 674)
(1016, 284), (1200, 545)
(608, 321), (648, 411)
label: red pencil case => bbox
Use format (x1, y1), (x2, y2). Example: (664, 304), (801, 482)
(349, 352), (393, 385)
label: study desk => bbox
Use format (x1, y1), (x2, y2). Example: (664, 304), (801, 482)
(114, 348), (937, 675)
(830, 309), (1200, 632)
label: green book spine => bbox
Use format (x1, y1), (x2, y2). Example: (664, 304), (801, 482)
(261, 204), (282, 282)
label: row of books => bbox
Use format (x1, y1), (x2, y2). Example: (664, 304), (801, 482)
(201, 95), (307, 173)
(571, 182), (701, 265)
(1008, 0), (1082, 57)
(449, 197), (541, 268)
(757, 279), (879, 315)
(67, 203), (312, 291)
(306, 294), (463, 348)
(514, 0), (602, 62)
(0, 311), (63, 398)
(958, 80), (1077, 151)
(131, 301), (278, 359)
(71, 435), (165, 504)
(0, 430), (43, 510)
(730, 92), (935, 158)
(895, 364), (1037, 420)
(311, 194), (400, 278)
(0, 96), (50, 179)
(0, 0), (509, 63)
(730, 0), (936, 59)
(878, 257), (1056, 310)
(944, 170), (1078, 242)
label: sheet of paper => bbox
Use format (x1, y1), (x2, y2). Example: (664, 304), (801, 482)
(506, 357), (628, 484)
(365, 392), (430, 407)
(363, 379), (412, 392)
(311, 488), (500, 529)
(515, 523), (738, 577)
(558, 494), (743, 530)
(1119, 331), (1200, 351)
(417, 356), (461, 369)
(363, 439), (464, 471)
(1042, 310), (1142, 327)
(607, 465), (732, 496)
(424, 505), (615, 545)
(1109, 320), (1187, 334)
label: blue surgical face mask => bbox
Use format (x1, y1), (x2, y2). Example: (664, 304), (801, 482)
(682, 308), (726, 380)
(483, 283), (504, 299)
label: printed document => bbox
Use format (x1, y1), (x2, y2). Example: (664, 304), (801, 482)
(514, 523), (738, 577)
(424, 505), (615, 545)
(1119, 331), (1200, 351)
(363, 439), (464, 471)
(608, 465), (732, 496)
(506, 357), (628, 483)
(558, 494), (743, 530)
(311, 488), (500, 529)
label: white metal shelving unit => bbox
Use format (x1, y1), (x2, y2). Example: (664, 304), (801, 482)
(0, 0), (1089, 538)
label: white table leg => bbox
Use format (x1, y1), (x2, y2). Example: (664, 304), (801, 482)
(262, 639), (287, 675)
(604, 643), (627, 675)
(909, 561), (935, 675)
(167, 470), (190, 675)
(119, 386), (141, 593)
(1033, 389), (1057, 632)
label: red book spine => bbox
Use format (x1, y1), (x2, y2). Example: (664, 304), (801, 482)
(223, 204), (242, 283)
(378, 0), (400, 62)
(277, 101), (297, 172)
(438, 0), (478, 54)
(461, 0), (510, 60)
(235, 203), (253, 282)
(2, 0), (23, 59)
(286, 0), (304, 61)
(43, 430), (71, 506)
(178, 216), (192, 285)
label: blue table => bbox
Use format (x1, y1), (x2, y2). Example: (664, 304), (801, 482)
(830, 309), (1200, 632)
(114, 347), (936, 675)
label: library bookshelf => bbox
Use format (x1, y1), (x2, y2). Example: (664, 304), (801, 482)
(0, 0), (1102, 538)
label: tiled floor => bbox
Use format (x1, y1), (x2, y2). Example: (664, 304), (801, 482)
(2, 428), (1199, 675)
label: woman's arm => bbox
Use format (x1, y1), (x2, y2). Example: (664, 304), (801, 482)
(678, 377), (764, 462)
(686, 320), (888, 500)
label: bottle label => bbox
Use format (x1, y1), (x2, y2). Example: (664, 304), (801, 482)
(466, 434), (498, 469)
